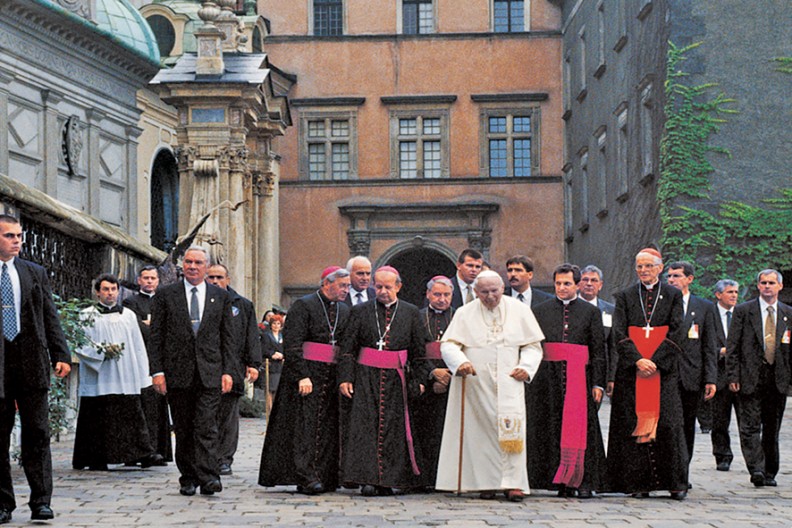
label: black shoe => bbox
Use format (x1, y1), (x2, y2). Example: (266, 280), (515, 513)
(296, 482), (324, 495)
(140, 454), (165, 469)
(479, 491), (496, 500)
(179, 483), (197, 496)
(31, 504), (54, 520)
(88, 464), (108, 471)
(200, 480), (223, 495)
(670, 491), (687, 501)
(751, 472), (765, 487)
(631, 492), (650, 498)
(716, 461), (730, 472)
(219, 463), (232, 476)
(765, 477), (777, 487)
(687, 482), (693, 489)
(361, 485), (377, 497)
(577, 489), (594, 499)
(0, 509), (10, 524)
(377, 486), (394, 496)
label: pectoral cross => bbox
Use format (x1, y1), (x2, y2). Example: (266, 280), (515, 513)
(377, 338), (386, 351)
(330, 338), (337, 346)
(644, 323), (654, 339)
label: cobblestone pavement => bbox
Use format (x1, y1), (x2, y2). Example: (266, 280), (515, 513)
(6, 400), (792, 527)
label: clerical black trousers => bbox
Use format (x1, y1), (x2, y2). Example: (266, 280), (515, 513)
(737, 364), (787, 478)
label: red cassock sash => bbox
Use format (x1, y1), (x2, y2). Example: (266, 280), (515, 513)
(628, 325), (668, 444)
(544, 342), (589, 489)
(302, 342), (338, 363)
(423, 341), (443, 360)
(357, 347), (421, 476)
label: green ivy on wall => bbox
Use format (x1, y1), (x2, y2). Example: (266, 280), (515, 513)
(658, 44), (792, 297)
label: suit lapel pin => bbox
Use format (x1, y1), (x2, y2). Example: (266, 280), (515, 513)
(210, 298), (216, 303)
(659, 295), (663, 300)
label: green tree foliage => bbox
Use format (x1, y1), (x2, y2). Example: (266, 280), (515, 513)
(658, 43), (792, 296)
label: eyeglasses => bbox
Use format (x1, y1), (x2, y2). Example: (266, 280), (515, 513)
(635, 264), (658, 270)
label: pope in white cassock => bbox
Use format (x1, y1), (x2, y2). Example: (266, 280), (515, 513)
(436, 270), (544, 501)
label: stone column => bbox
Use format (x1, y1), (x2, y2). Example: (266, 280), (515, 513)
(85, 108), (106, 218)
(125, 125), (143, 236)
(0, 68), (12, 175)
(40, 89), (64, 195)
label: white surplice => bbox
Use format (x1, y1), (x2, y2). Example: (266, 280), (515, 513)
(75, 307), (152, 397)
(435, 296), (544, 493)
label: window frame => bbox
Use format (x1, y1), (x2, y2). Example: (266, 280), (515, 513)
(479, 106), (541, 178)
(492, 0), (529, 33)
(388, 109), (450, 179)
(312, 0), (344, 36)
(299, 109), (358, 181)
(401, 0), (435, 35)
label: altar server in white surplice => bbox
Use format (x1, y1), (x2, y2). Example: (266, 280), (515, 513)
(436, 270), (544, 502)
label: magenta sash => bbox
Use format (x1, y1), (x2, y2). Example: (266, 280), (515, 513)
(543, 342), (589, 489)
(357, 347), (421, 476)
(424, 341), (443, 360)
(302, 342), (338, 363)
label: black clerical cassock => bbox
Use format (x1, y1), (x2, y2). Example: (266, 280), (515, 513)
(338, 299), (428, 490)
(527, 297), (607, 494)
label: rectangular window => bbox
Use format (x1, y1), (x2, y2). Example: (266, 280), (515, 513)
(640, 84), (654, 179)
(392, 113), (448, 178)
(302, 114), (356, 180)
(483, 111), (537, 177)
(595, 1), (606, 77)
(595, 128), (607, 216)
(494, 0), (524, 32)
(616, 106), (629, 198)
(314, 0), (343, 36)
(404, 0), (434, 34)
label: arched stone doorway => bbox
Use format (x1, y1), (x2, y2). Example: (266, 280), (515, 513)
(385, 245), (456, 306)
(150, 149), (179, 253)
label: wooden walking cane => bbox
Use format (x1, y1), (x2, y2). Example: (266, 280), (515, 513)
(456, 376), (467, 496)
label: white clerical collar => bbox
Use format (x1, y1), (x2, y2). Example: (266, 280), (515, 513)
(98, 302), (116, 310)
(140, 291), (155, 298)
(382, 299), (398, 308)
(557, 297), (574, 306)
(642, 280), (659, 290)
(430, 307), (446, 314)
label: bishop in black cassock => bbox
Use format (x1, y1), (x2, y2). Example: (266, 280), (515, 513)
(338, 267), (428, 495)
(527, 264), (607, 498)
(259, 267), (351, 494)
(412, 276), (455, 488)
(605, 249), (688, 499)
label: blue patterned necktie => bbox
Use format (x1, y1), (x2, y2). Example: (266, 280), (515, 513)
(1, 263), (18, 341)
(190, 286), (200, 334)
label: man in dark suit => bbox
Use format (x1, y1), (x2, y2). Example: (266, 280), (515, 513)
(449, 249), (484, 309)
(578, 265), (616, 395)
(0, 214), (71, 523)
(148, 246), (235, 497)
(666, 261), (718, 482)
(503, 255), (552, 308)
(344, 256), (376, 307)
(726, 269), (791, 487)
(206, 263), (261, 476)
(710, 279), (740, 471)
(122, 265), (171, 465)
